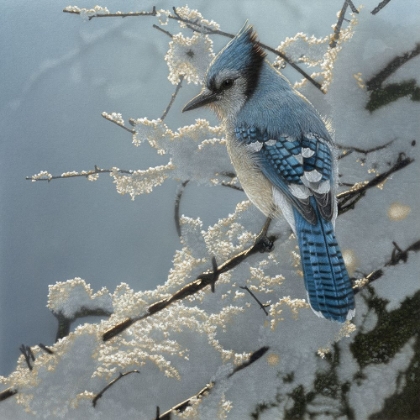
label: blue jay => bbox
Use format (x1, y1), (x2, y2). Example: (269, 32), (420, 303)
(183, 24), (355, 322)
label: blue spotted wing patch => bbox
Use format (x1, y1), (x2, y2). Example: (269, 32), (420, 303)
(235, 125), (334, 223)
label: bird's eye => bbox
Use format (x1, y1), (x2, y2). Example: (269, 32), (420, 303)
(221, 79), (234, 90)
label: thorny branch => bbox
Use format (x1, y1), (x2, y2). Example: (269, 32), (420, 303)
(63, 5), (324, 92)
(92, 370), (140, 407)
(156, 346), (269, 419)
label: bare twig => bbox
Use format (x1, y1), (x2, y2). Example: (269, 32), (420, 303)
(157, 346), (269, 419)
(239, 286), (270, 315)
(0, 388), (17, 402)
(354, 239), (420, 293)
(366, 43), (420, 91)
(220, 182), (244, 192)
(103, 220), (276, 341)
(337, 154), (414, 215)
(38, 343), (54, 354)
(152, 24), (173, 38)
(26, 165), (134, 182)
(19, 345), (34, 371)
(161, 75), (184, 120)
(336, 139), (394, 159)
(174, 180), (190, 237)
(92, 370), (140, 407)
(371, 0), (393, 14)
(54, 307), (113, 341)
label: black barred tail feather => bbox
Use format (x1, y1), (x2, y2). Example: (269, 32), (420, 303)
(293, 200), (355, 322)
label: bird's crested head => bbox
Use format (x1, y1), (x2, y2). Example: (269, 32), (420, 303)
(183, 23), (266, 120)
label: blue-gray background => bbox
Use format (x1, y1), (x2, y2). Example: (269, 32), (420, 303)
(0, 0), (363, 375)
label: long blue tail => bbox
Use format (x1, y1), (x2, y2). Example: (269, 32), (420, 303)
(293, 200), (355, 322)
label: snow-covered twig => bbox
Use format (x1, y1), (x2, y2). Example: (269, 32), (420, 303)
(26, 166), (134, 182)
(103, 220), (276, 341)
(161, 75), (184, 120)
(330, 0), (359, 49)
(63, 5), (324, 92)
(156, 346), (269, 419)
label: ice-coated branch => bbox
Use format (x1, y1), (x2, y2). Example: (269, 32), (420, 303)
(371, 0), (393, 15)
(354, 239), (420, 293)
(330, 0), (359, 49)
(63, 6), (157, 20)
(64, 5), (323, 92)
(92, 370), (140, 407)
(103, 221), (276, 341)
(26, 166), (134, 182)
(337, 153), (414, 215)
(102, 112), (136, 134)
(156, 346), (269, 419)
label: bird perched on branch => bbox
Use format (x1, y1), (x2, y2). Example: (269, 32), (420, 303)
(183, 23), (355, 322)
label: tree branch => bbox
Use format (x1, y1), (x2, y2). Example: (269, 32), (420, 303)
(64, 5), (324, 92)
(174, 180), (190, 237)
(239, 286), (270, 315)
(366, 43), (420, 92)
(92, 370), (140, 407)
(371, 0), (393, 15)
(330, 0), (359, 49)
(161, 75), (184, 120)
(156, 346), (269, 419)
(26, 166), (134, 182)
(353, 239), (420, 293)
(103, 221), (276, 341)
(337, 154), (414, 215)
(54, 307), (113, 341)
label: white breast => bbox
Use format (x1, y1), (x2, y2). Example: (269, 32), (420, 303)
(226, 133), (278, 218)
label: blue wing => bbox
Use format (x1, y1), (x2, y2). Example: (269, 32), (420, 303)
(235, 124), (355, 322)
(234, 124), (334, 224)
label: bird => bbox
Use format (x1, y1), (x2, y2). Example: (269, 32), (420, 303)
(182, 23), (355, 322)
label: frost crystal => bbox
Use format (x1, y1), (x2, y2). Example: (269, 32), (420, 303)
(165, 33), (215, 85)
(47, 278), (112, 319)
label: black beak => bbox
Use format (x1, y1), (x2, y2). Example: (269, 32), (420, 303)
(182, 90), (218, 112)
